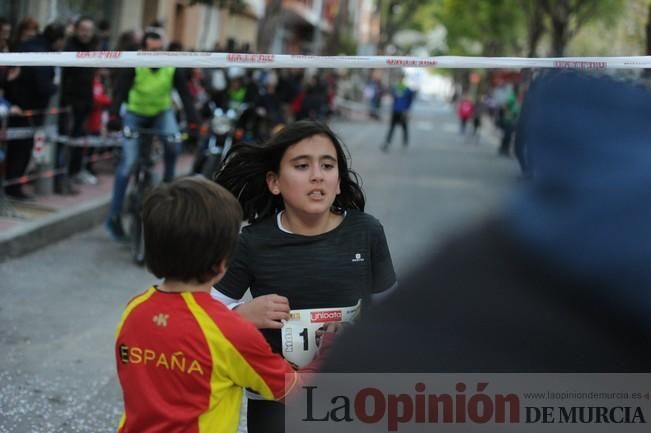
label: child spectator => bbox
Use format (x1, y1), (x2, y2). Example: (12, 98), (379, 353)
(83, 68), (112, 179)
(114, 176), (336, 432)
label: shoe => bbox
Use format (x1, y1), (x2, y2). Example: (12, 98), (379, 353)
(54, 178), (81, 195)
(380, 143), (389, 153)
(106, 215), (127, 241)
(5, 189), (35, 201)
(74, 169), (98, 185)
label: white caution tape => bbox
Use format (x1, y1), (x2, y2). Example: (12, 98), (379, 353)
(3, 126), (120, 147)
(55, 135), (122, 147)
(4, 125), (57, 141)
(1, 51), (651, 69)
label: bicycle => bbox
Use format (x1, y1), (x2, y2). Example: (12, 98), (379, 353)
(123, 126), (182, 265)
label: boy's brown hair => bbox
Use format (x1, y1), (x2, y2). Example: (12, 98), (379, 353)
(142, 176), (242, 283)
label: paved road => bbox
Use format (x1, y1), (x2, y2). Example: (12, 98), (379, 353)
(0, 98), (519, 432)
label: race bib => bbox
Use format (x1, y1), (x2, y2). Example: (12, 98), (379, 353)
(281, 300), (361, 368)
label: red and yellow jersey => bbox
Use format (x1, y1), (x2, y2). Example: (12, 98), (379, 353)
(114, 287), (297, 433)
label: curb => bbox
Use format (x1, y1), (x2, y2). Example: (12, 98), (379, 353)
(0, 195), (110, 262)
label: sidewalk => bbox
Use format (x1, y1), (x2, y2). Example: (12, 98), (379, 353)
(0, 153), (194, 262)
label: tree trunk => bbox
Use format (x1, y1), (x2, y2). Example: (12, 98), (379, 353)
(325, 1), (350, 55)
(256, 0), (283, 53)
(543, 0), (573, 57)
(550, 17), (569, 57)
(526, 2), (545, 57)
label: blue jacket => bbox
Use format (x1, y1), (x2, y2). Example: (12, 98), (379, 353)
(507, 71), (651, 333)
(391, 81), (414, 113)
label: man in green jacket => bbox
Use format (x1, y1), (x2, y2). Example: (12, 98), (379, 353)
(106, 31), (199, 241)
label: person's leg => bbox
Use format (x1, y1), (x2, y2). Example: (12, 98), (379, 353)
(499, 125), (513, 156)
(372, 97), (381, 119)
(383, 111), (398, 150)
(4, 138), (33, 198)
(7, 114), (47, 198)
(247, 400), (284, 433)
(108, 112), (140, 221)
(153, 109), (180, 182)
(54, 109), (71, 193)
(401, 112), (409, 147)
(69, 148), (82, 176)
(68, 107), (89, 177)
(84, 147), (96, 175)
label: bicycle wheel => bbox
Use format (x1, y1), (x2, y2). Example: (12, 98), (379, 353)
(127, 190), (145, 266)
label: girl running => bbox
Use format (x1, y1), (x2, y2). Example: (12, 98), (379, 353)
(211, 120), (396, 433)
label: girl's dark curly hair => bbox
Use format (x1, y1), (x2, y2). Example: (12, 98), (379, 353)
(215, 120), (365, 223)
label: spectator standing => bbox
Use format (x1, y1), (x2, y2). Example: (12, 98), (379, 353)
(0, 17), (10, 53)
(58, 16), (98, 192)
(497, 87), (520, 157)
(381, 72), (414, 152)
(3, 23), (64, 200)
(0, 17), (13, 94)
(9, 16), (39, 51)
(84, 68), (112, 173)
(457, 93), (474, 134)
(96, 19), (111, 51)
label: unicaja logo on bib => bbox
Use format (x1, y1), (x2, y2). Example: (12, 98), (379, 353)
(311, 310), (342, 323)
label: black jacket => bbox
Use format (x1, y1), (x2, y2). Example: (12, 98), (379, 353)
(59, 36), (96, 109)
(4, 35), (57, 110)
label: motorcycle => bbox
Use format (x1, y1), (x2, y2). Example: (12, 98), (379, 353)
(234, 103), (274, 145)
(192, 102), (238, 179)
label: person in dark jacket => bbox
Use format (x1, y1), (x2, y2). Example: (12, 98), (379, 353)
(3, 23), (64, 200)
(323, 71), (651, 375)
(57, 16), (98, 194)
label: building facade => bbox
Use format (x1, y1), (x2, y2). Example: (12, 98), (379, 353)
(1, 0), (384, 55)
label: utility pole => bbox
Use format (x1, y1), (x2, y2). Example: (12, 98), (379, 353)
(48, 0), (59, 23)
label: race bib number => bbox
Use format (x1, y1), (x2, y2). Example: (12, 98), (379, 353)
(281, 300), (361, 368)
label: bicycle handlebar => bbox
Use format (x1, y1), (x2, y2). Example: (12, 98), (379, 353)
(122, 126), (183, 142)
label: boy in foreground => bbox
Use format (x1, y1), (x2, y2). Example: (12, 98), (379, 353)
(114, 176), (333, 433)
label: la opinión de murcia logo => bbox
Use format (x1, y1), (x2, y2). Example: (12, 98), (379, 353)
(301, 382), (647, 432)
